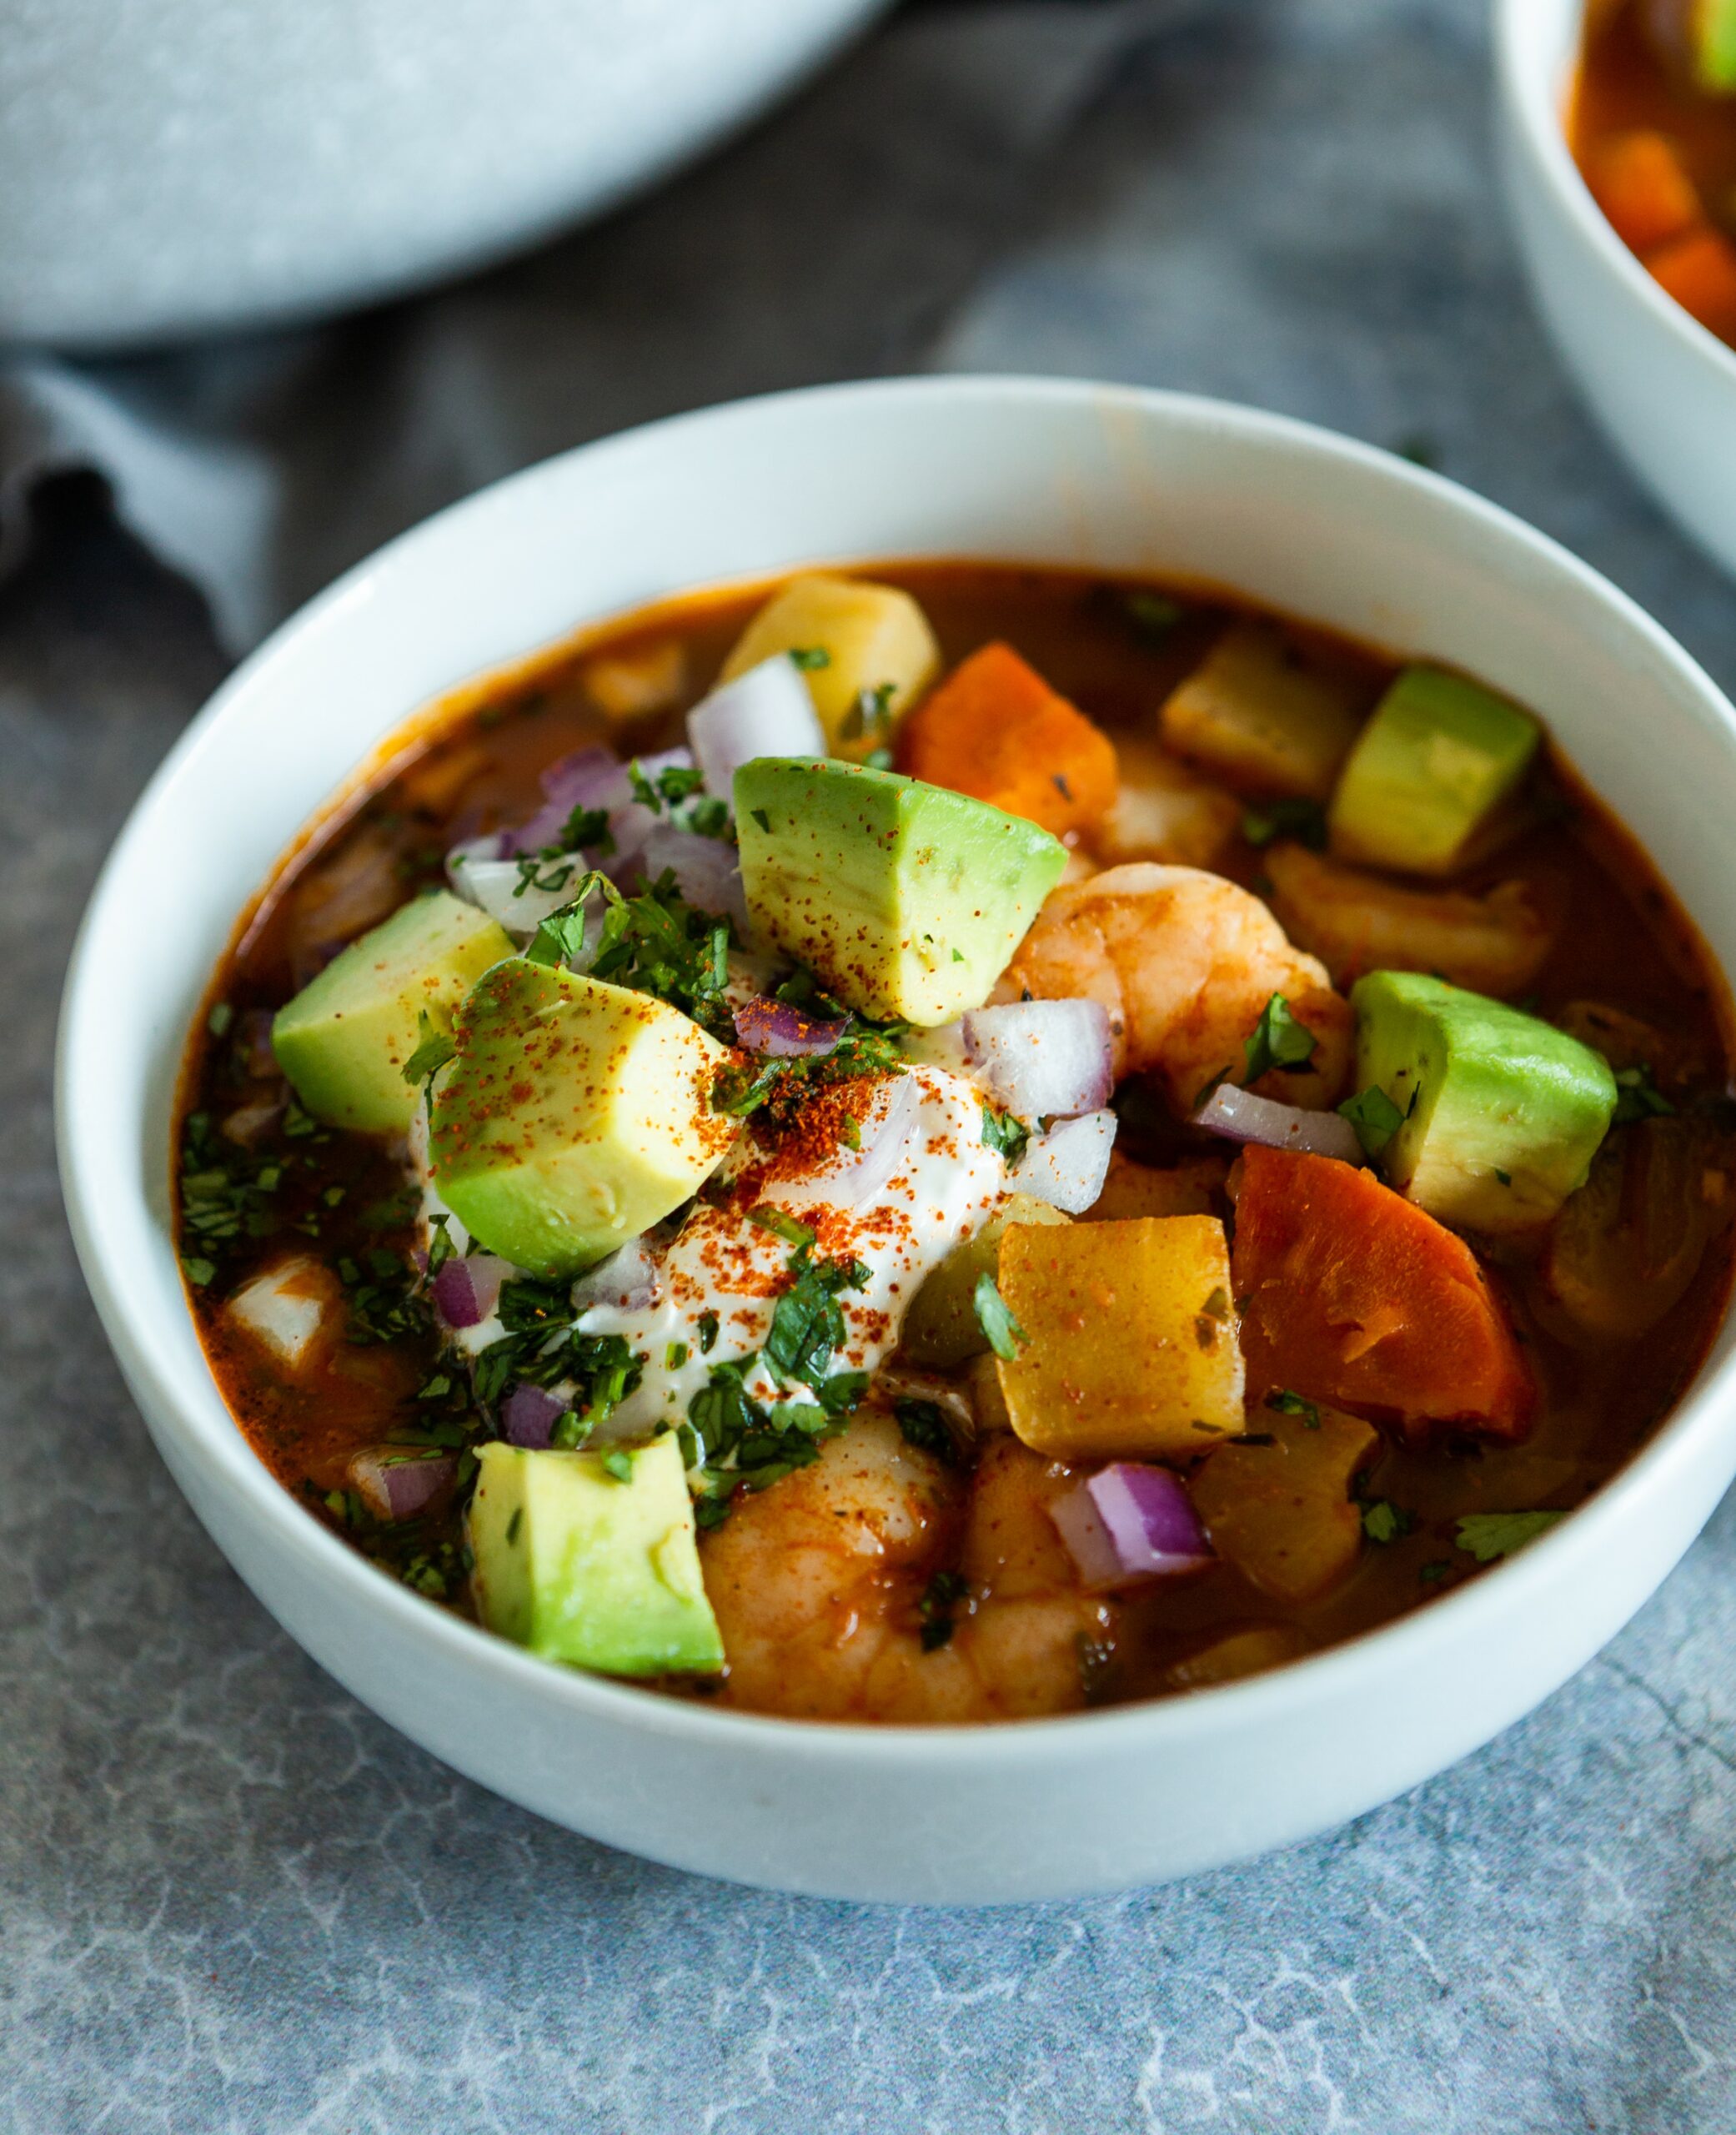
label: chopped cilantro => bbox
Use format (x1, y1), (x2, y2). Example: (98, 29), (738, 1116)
(980, 1103), (1031, 1165)
(787, 646), (831, 671)
(746, 1206), (816, 1249)
(762, 1248), (868, 1394)
(425, 1212), (455, 1276)
(697, 1309), (720, 1354)
(1454, 1510), (1565, 1563)
(207, 1002), (234, 1038)
(666, 1340), (690, 1370)
(1613, 1062), (1673, 1124)
(973, 1273), (1027, 1361)
(1494, 1167), (1513, 1186)
(180, 1253), (217, 1288)
(1125, 590), (1185, 640)
(400, 1010), (458, 1088)
(895, 1397), (961, 1467)
(1418, 1560), (1453, 1585)
(685, 794), (732, 841)
(529, 869), (737, 1039)
(1361, 1500), (1415, 1545)
(1266, 1388), (1322, 1429)
(839, 681), (896, 743)
(864, 748), (895, 771)
(917, 1569), (971, 1651)
(1241, 797), (1327, 851)
(600, 1449), (635, 1483)
(1243, 994), (1317, 1083)
(750, 807), (771, 833)
(1337, 1084), (1404, 1158)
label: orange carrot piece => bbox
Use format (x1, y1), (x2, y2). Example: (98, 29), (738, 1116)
(898, 641), (1118, 836)
(1231, 1145), (1535, 1444)
(1587, 130), (1703, 254)
(1647, 224), (1736, 340)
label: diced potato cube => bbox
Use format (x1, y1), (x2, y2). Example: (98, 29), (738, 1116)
(1264, 839), (1553, 997)
(227, 1254), (342, 1372)
(900, 1195), (1071, 1369)
(1096, 737), (1241, 868)
(580, 638), (687, 720)
(1189, 1404), (1380, 1605)
(996, 1216), (1244, 1460)
(1085, 1150), (1228, 1222)
(1161, 622), (1364, 800)
(721, 573), (941, 760)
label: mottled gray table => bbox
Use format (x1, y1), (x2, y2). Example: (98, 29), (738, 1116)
(8, 1), (1736, 2129)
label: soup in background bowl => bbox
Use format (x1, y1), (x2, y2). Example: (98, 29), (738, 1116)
(58, 379), (1736, 1901)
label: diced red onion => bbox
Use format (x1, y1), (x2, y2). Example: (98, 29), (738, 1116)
(501, 1383), (568, 1450)
(1015, 1108), (1117, 1213)
(508, 747), (634, 857)
(348, 1448), (458, 1523)
(687, 656), (826, 804)
(570, 1235), (661, 1314)
(775, 1073), (920, 1212)
(1192, 1083), (1364, 1166)
(1051, 1463), (1215, 1590)
(432, 1252), (509, 1330)
(448, 848), (594, 936)
(734, 994), (848, 1058)
(220, 1100), (282, 1148)
(635, 820), (748, 927)
(962, 1000), (1115, 1120)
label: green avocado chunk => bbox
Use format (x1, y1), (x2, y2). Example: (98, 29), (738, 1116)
(901, 1196), (1071, 1369)
(430, 959), (736, 1279)
(270, 890), (513, 1133)
(1328, 665), (1540, 877)
(734, 756), (1067, 1025)
(468, 1437), (724, 1675)
(1686, 0), (1736, 88)
(1351, 970), (1616, 1233)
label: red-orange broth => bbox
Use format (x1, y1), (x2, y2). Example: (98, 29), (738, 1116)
(176, 563), (1736, 1721)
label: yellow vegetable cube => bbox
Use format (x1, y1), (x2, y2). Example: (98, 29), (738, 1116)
(1160, 622), (1363, 800)
(901, 1195), (1070, 1369)
(721, 573), (941, 759)
(1189, 1403), (1379, 1605)
(995, 1216), (1244, 1460)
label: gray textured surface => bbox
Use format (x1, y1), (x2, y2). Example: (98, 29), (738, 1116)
(8, 0), (1736, 2128)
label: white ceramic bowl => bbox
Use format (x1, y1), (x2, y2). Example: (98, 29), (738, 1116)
(1497, 0), (1736, 576)
(0, 0), (888, 349)
(58, 378), (1736, 1905)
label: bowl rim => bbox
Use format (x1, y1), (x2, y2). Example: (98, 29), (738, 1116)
(57, 371), (1736, 1771)
(1493, 0), (1736, 388)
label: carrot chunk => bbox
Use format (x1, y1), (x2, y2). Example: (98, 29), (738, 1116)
(898, 641), (1118, 836)
(1587, 130), (1703, 254)
(1647, 224), (1736, 340)
(1231, 1145), (1535, 1444)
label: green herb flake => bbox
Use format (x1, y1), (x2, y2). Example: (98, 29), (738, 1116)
(1266, 1388), (1322, 1429)
(1454, 1510), (1566, 1563)
(1125, 590), (1186, 640)
(746, 1205), (816, 1249)
(917, 1569), (971, 1651)
(973, 1273), (1027, 1362)
(1243, 993), (1317, 1084)
(788, 646), (831, 671)
(1418, 1560), (1453, 1585)
(1613, 1062), (1674, 1125)
(980, 1104), (1031, 1165)
(207, 1002), (234, 1039)
(180, 1253), (217, 1288)
(1362, 1500), (1415, 1545)
(697, 1309), (720, 1354)
(750, 807), (771, 833)
(1240, 797), (1327, 851)
(1337, 1084), (1405, 1158)
(894, 1396), (961, 1468)
(666, 1340), (690, 1371)
(600, 1449), (635, 1484)
(400, 1009), (458, 1088)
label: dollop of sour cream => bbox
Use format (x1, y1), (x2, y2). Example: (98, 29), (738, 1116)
(409, 1062), (1015, 1436)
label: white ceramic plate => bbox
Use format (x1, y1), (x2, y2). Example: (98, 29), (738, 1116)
(1497, 0), (1736, 577)
(58, 377), (1736, 1904)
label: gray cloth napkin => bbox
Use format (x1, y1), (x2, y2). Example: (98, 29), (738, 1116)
(0, 0), (1189, 654)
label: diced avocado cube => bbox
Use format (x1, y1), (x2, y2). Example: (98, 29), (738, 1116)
(430, 961), (737, 1278)
(900, 1195), (1071, 1369)
(735, 756), (1067, 1026)
(720, 573), (941, 760)
(1328, 665), (1540, 877)
(468, 1437), (724, 1675)
(1688, 0), (1736, 89)
(271, 890), (513, 1133)
(1351, 970), (1617, 1233)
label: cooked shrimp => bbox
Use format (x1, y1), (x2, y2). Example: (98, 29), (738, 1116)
(999, 861), (1351, 1113)
(699, 1409), (1112, 1722)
